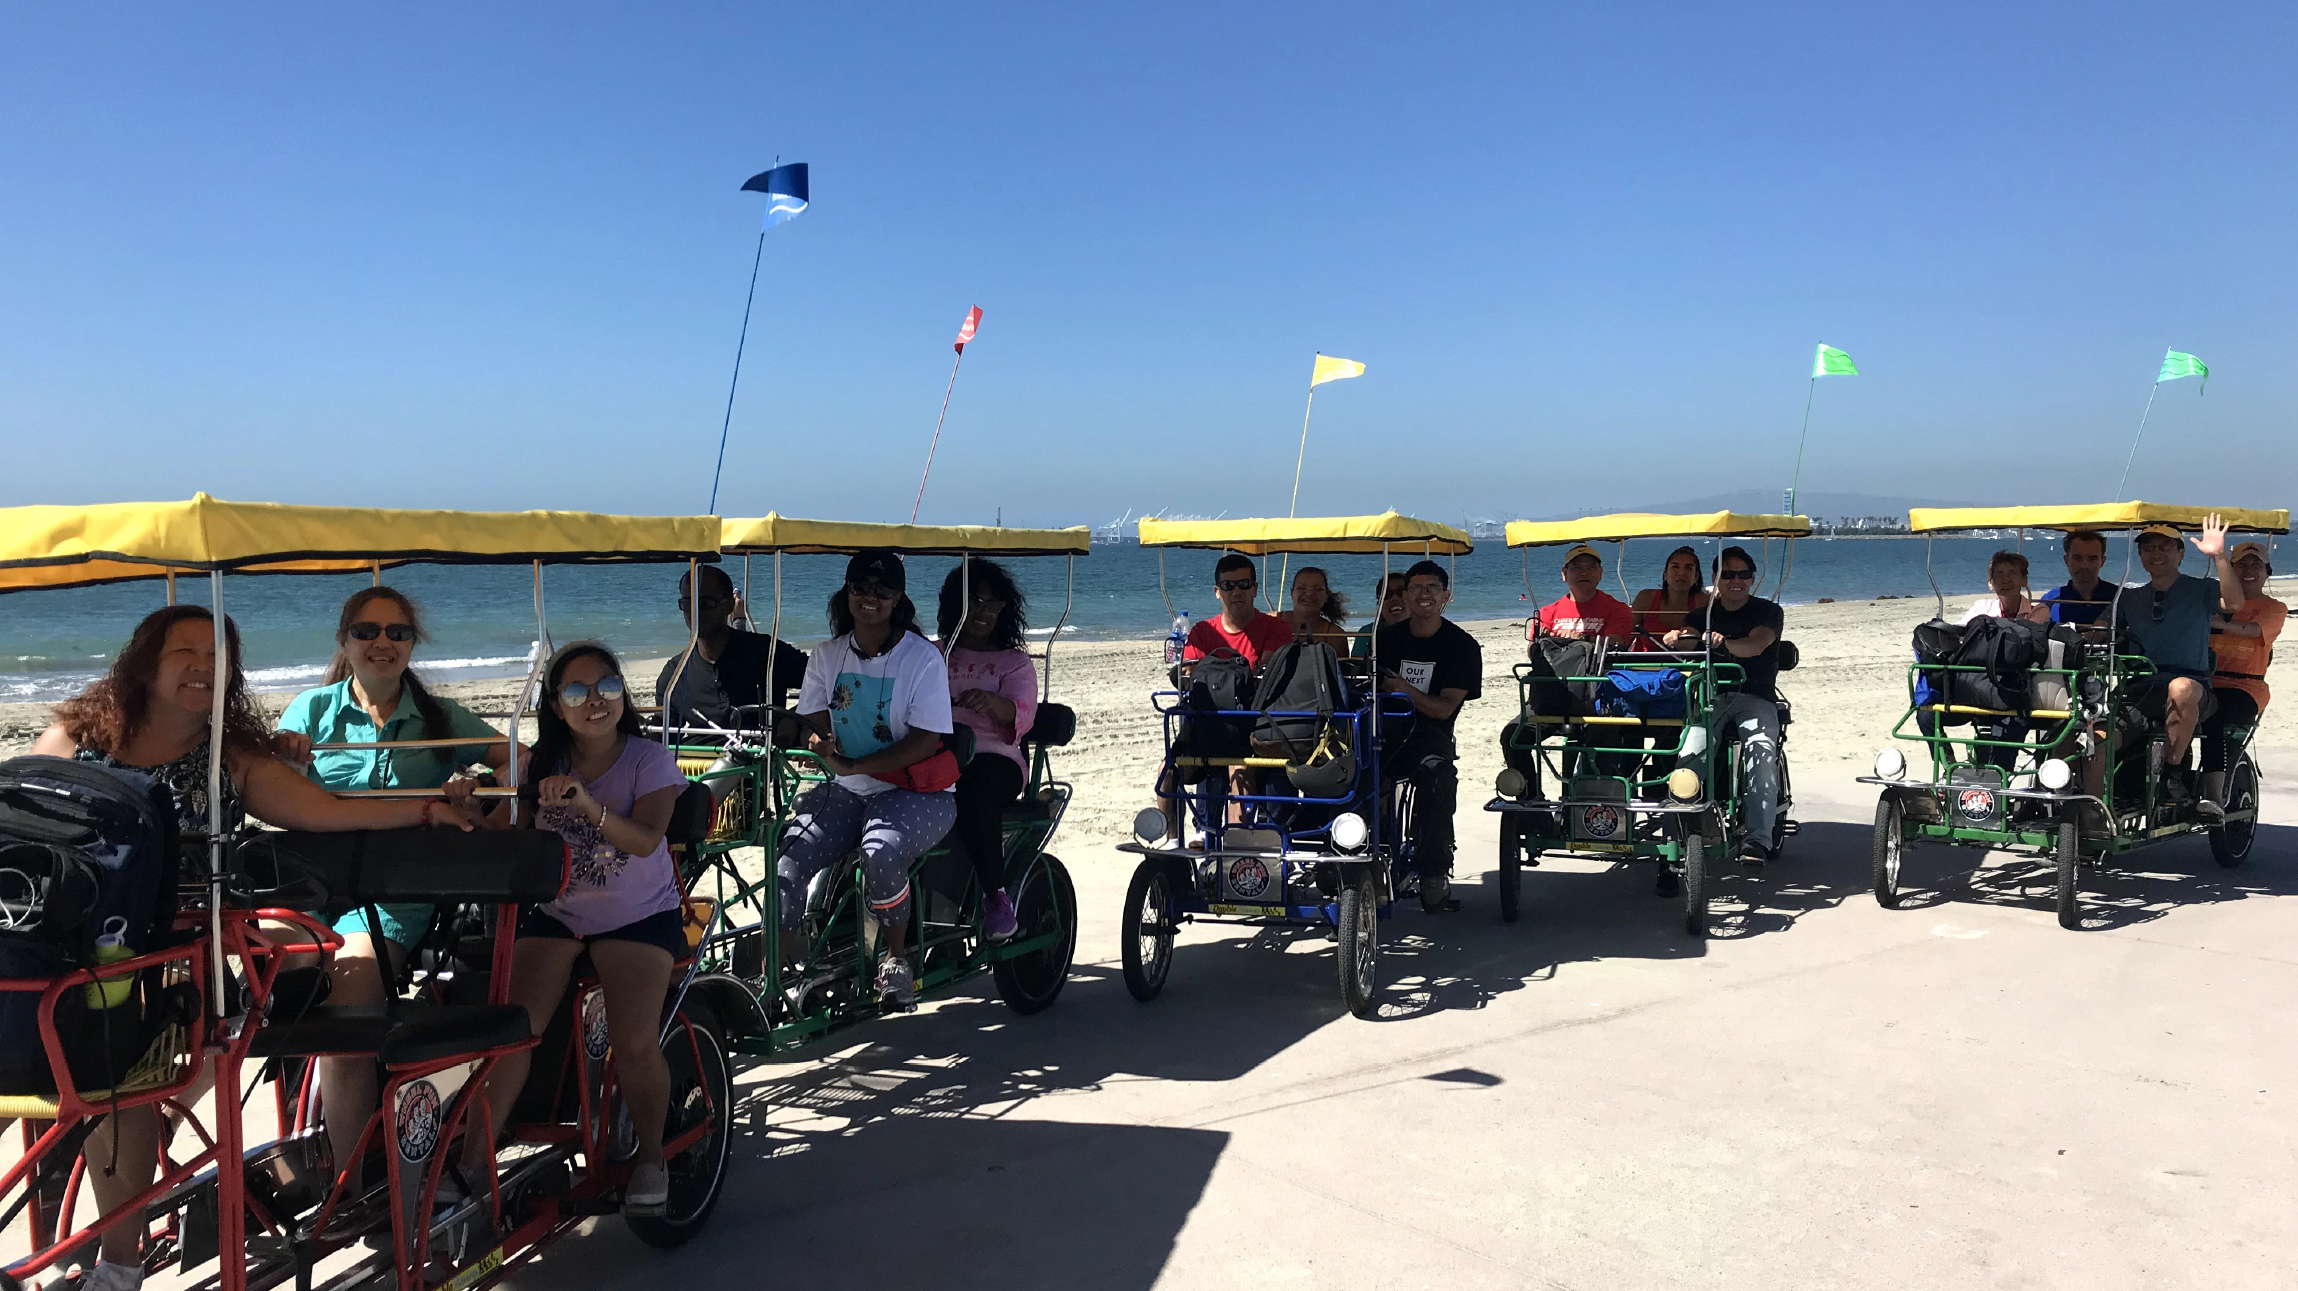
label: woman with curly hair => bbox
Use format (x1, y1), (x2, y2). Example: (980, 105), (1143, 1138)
(936, 557), (1039, 942)
(31, 604), (476, 1291)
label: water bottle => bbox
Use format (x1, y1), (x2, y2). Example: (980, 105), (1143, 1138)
(85, 916), (133, 1009)
(1164, 612), (1190, 665)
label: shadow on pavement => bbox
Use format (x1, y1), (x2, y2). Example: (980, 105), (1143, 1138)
(1882, 820), (2298, 930)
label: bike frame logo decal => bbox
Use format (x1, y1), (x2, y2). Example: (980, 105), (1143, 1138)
(1228, 856), (1271, 899)
(397, 1080), (442, 1163)
(582, 991), (612, 1060)
(1581, 804), (1622, 839)
(1955, 788), (1996, 821)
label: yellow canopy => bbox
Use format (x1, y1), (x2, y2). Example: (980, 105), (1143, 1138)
(1505, 511), (1811, 547)
(0, 494), (721, 593)
(719, 514), (1090, 556)
(1908, 502), (2290, 535)
(1136, 511), (1472, 555)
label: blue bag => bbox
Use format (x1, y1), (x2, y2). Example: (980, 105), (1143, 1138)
(1595, 669), (1687, 719)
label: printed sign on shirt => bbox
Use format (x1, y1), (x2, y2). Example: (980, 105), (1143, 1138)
(1400, 660), (1436, 692)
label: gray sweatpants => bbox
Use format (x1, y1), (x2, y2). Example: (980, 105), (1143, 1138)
(1680, 692), (1781, 846)
(776, 781), (958, 932)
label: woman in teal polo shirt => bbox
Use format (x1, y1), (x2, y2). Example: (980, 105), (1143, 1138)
(276, 586), (516, 1180)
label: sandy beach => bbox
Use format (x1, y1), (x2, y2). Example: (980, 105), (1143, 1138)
(10, 582), (2297, 842)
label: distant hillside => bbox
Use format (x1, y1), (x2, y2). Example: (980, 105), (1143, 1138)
(1516, 489), (1988, 522)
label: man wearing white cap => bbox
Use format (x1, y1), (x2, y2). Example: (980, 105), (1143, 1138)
(1534, 544), (1633, 642)
(2112, 515), (2245, 817)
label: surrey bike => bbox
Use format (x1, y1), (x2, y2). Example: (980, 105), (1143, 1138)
(647, 516), (1084, 1056)
(1486, 511), (1807, 936)
(0, 497), (735, 1291)
(1861, 502), (2286, 930)
(1116, 512), (1472, 1018)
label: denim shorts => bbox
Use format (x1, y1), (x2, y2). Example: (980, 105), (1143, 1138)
(517, 906), (690, 960)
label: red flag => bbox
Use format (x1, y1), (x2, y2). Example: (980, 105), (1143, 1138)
(953, 305), (982, 353)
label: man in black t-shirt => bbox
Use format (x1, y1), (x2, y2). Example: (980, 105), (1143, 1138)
(1374, 560), (1483, 911)
(1663, 545), (1785, 866)
(657, 566), (810, 734)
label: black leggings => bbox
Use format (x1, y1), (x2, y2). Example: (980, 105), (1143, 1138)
(2204, 687), (2261, 774)
(952, 753), (1025, 894)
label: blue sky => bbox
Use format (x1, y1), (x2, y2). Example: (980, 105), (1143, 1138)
(3, 3), (2292, 527)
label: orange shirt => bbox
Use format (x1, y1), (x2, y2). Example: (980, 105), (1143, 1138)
(2211, 596), (2286, 708)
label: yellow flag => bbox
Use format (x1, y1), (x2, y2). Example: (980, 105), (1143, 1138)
(1310, 354), (1366, 387)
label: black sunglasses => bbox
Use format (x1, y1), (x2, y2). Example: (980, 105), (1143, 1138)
(2150, 587), (2169, 621)
(558, 675), (626, 707)
(1716, 567), (1757, 581)
(847, 581), (897, 601)
(348, 622), (417, 642)
(1217, 578), (1257, 592)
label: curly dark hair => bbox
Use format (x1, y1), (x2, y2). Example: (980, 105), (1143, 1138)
(53, 605), (270, 759)
(936, 558), (1029, 649)
(520, 641), (642, 814)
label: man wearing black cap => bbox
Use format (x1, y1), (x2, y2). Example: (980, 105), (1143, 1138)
(1375, 559), (1482, 911)
(655, 564), (809, 735)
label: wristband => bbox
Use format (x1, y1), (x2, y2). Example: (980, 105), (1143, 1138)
(420, 799), (436, 827)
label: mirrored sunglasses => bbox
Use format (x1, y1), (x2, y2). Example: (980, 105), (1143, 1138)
(559, 676), (626, 707)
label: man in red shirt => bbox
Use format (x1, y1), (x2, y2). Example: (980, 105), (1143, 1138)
(1184, 553), (1295, 667)
(1535, 544), (1634, 641)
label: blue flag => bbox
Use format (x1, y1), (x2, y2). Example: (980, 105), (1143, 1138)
(740, 162), (809, 229)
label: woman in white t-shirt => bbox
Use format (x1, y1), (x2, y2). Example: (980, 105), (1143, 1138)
(1962, 549), (2052, 625)
(781, 551), (959, 1011)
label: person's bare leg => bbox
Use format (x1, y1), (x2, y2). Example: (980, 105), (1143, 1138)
(2165, 677), (2203, 766)
(586, 940), (676, 1168)
(461, 937), (582, 1176)
(83, 1107), (162, 1264)
(317, 932), (400, 1182)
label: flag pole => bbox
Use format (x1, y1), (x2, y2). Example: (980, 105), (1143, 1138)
(2113, 380), (2162, 503)
(1276, 382), (1318, 611)
(911, 348), (967, 523)
(707, 229), (768, 515)
(1785, 375), (1816, 515)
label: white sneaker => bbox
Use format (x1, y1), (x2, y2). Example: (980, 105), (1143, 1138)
(623, 1161), (669, 1216)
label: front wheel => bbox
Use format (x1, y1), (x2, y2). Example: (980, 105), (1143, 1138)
(626, 999), (734, 1249)
(1682, 834), (1708, 938)
(2210, 756), (2258, 868)
(2054, 819), (2082, 931)
(993, 856), (1077, 1015)
(1336, 876), (1379, 1018)
(1120, 858), (1177, 1002)
(1872, 796), (1906, 909)
(1498, 818), (1522, 924)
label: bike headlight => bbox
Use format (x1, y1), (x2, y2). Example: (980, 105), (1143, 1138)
(1873, 747), (1906, 781)
(2038, 758), (2072, 791)
(1330, 812), (1370, 852)
(1666, 767), (1702, 802)
(1495, 767), (1527, 800)
(1132, 807), (1168, 844)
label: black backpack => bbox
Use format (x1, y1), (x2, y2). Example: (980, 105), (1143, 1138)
(1171, 655), (1255, 783)
(1915, 617), (2051, 714)
(1250, 642), (1345, 759)
(1525, 636), (1601, 718)
(0, 756), (183, 1095)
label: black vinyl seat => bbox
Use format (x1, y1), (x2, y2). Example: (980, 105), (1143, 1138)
(250, 1003), (530, 1067)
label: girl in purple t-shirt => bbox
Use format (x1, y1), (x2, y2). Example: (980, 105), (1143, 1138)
(458, 642), (687, 1217)
(936, 558), (1040, 942)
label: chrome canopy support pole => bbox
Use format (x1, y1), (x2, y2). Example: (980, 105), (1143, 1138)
(742, 553), (755, 630)
(166, 570), (177, 606)
(1925, 533), (1944, 620)
(1157, 547), (1173, 619)
(768, 551), (784, 746)
(1044, 553), (1076, 702)
(509, 561), (553, 825)
(1615, 539), (1630, 601)
(658, 556), (702, 746)
(1776, 536), (1798, 601)
(206, 571), (228, 1018)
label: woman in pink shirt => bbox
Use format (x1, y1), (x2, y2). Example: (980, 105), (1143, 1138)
(937, 559), (1040, 941)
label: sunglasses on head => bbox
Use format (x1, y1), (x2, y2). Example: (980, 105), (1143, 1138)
(348, 622), (417, 642)
(1717, 567), (1757, 581)
(558, 676), (626, 707)
(1217, 578), (1257, 592)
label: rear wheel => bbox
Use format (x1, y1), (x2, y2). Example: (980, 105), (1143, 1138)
(1872, 796), (1905, 909)
(2209, 756), (2258, 868)
(1336, 876), (1379, 1018)
(1498, 819), (1522, 924)
(2054, 819), (2082, 931)
(626, 999), (734, 1249)
(1120, 858), (1176, 1002)
(1682, 834), (1708, 937)
(993, 856), (1076, 1015)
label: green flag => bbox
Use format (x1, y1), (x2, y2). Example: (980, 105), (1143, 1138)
(1813, 343), (1858, 378)
(2158, 349), (2208, 391)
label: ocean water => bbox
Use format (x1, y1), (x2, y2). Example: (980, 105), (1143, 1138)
(0, 534), (2167, 704)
